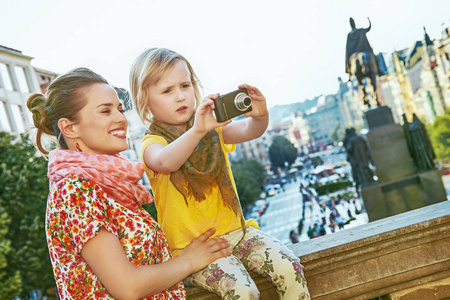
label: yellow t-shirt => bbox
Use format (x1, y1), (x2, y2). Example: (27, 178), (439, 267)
(141, 127), (258, 257)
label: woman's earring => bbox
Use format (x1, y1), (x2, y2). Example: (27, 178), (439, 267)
(74, 138), (82, 152)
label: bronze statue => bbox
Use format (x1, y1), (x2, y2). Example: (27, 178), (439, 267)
(344, 128), (376, 191)
(401, 114), (414, 158)
(345, 17), (382, 107)
(408, 114), (436, 171)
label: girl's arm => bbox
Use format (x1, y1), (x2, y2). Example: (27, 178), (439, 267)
(222, 84), (269, 145)
(82, 227), (231, 300)
(143, 97), (231, 173)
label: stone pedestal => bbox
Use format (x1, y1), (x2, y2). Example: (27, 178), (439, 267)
(361, 106), (446, 221)
(366, 123), (416, 182)
(362, 169), (446, 221)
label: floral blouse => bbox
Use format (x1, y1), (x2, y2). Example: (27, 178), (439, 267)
(46, 174), (186, 299)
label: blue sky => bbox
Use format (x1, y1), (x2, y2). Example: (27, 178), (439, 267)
(1, 0), (449, 108)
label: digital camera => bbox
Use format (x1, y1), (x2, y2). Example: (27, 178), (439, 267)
(212, 88), (252, 122)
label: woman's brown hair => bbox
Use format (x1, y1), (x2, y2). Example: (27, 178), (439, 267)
(27, 67), (108, 155)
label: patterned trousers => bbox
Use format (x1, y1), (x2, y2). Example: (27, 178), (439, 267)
(184, 227), (310, 300)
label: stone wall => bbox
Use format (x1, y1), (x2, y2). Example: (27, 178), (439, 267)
(187, 201), (450, 299)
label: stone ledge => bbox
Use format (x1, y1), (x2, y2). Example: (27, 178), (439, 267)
(187, 201), (450, 299)
(291, 200), (450, 300)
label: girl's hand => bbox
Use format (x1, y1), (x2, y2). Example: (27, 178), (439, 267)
(192, 94), (231, 134)
(177, 228), (232, 274)
(238, 84), (269, 119)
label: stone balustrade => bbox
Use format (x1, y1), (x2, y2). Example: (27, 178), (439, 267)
(187, 200), (450, 299)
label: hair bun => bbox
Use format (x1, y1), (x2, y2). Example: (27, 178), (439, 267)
(27, 93), (53, 135)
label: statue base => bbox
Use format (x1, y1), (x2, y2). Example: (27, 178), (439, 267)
(361, 169), (446, 221)
(363, 105), (395, 130)
(361, 106), (446, 221)
(366, 122), (416, 182)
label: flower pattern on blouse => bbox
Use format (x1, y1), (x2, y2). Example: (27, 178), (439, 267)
(46, 174), (186, 299)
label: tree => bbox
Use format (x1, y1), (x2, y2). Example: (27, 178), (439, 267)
(268, 135), (298, 169)
(231, 158), (266, 209)
(428, 110), (450, 161)
(330, 122), (345, 143)
(0, 132), (54, 298)
(0, 209), (22, 299)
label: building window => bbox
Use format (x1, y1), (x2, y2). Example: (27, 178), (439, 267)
(0, 63), (14, 91)
(0, 101), (12, 132)
(14, 66), (31, 93)
(11, 104), (25, 132)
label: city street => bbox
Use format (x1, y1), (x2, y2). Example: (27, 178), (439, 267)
(258, 180), (305, 245)
(259, 173), (450, 246)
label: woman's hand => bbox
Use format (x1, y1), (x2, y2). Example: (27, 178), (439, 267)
(192, 95), (231, 134)
(82, 228), (231, 299)
(177, 228), (232, 274)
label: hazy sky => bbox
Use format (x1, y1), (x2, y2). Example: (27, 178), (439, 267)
(1, 0), (449, 108)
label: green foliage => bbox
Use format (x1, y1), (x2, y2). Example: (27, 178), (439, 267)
(0, 132), (54, 298)
(231, 158), (266, 209)
(0, 209), (22, 299)
(428, 110), (450, 161)
(315, 180), (353, 195)
(310, 155), (323, 167)
(142, 202), (158, 221)
(330, 123), (345, 143)
(268, 135), (298, 169)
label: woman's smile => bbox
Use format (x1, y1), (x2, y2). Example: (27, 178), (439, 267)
(110, 128), (127, 138)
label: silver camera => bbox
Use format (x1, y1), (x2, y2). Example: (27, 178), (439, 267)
(212, 88), (252, 122)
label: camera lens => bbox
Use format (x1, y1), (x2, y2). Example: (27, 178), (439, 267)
(234, 93), (252, 111)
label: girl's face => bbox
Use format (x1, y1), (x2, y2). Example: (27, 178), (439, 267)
(73, 83), (128, 155)
(147, 60), (196, 130)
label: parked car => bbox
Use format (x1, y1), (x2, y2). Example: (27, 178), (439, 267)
(266, 187), (276, 196)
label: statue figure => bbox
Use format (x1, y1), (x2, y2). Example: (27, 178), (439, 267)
(408, 114), (436, 171)
(401, 114), (413, 157)
(345, 17), (383, 107)
(343, 127), (376, 191)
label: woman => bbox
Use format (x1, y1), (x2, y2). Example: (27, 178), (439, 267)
(27, 67), (231, 299)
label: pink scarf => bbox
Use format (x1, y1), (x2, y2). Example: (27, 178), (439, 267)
(48, 149), (153, 211)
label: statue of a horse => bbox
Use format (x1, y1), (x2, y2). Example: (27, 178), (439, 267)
(345, 17), (382, 108)
(349, 51), (380, 107)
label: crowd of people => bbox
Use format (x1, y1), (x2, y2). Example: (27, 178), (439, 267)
(290, 179), (364, 243)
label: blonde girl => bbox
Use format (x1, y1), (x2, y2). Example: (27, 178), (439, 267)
(130, 48), (310, 299)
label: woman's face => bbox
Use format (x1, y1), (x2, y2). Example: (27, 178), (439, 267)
(73, 83), (128, 155)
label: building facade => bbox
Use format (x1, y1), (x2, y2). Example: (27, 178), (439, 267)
(34, 67), (58, 94)
(303, 94), (349, 149)
(0, 45), (41, 134)
(380, 26), (450, 124)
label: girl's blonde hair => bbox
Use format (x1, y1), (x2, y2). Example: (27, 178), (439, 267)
(26, 67), (108, 156)
(129, 48), (202, 126)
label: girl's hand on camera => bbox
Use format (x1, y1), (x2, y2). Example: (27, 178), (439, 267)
(238, 84), (268, 119)
(193, 94), (231, 134)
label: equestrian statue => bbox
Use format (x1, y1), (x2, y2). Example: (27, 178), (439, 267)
(345, 17), (383, 107)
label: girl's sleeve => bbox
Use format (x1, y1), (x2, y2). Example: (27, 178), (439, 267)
(140, 134), (168, 178)
(216, 127), (236, 153)
(48, 176), (114, 255)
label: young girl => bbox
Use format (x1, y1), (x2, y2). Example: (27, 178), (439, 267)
(130, 48), (310, 299)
